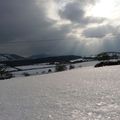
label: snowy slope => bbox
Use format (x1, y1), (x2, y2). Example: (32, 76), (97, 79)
(0, 54), (24, 62)
(11, 61), (99, 77)
(0, 65), (120, 119)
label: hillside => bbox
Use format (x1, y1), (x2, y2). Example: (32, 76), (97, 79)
(1, 55), (82, 66)
(0, 54), (24, 62)
(0, 65), (120, 119)
(29, 54), (50, 59)
(96, 52), (120, 60)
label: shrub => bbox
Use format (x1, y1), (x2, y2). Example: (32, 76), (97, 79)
(69, 64), (75, 70)
(95, 60), (120, 67)
(48, 69), (52, 73)
(55, 64), (67, 72)
(22, 72), (30, 77)
(0, 64), (13, 80)
(97, 53), (110, 60)
(41, 71), (46, 74)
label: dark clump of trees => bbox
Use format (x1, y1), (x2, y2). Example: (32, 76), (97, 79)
(22, 72), (30, 77)
(96, 52), (120, 61)
(95, 60), (120, 67)
(48, 69), (52, 73)
(55, 63), (67, 72)
(0, 64), (13, 80)
(69, 64), (75, 70)
(96, 53), (110, 60)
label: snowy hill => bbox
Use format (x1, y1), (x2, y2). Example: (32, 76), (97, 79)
(96, 52), (120, 60)
(0, 54), (24, 62)
(0, 65), (120, 119)
(105, 52), (120, 57)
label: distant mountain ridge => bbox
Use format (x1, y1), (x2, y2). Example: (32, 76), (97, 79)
(0, 54), (24, 62)
(1, 55), (82, 66)
(1, 51), (120, 66)
(29, 54), (50, 59)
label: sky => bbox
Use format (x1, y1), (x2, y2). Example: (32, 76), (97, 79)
(0, 0), (120, 56)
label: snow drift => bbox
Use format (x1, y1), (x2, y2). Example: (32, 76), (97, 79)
(0, 65), (120, 120)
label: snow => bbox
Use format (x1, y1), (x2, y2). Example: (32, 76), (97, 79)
(0, 65), (120, 119)
(8, 63), (55, 77)
(17, 64), (55, 70)
(11, 61), (99, 77)
(13, 67), (55, 77)
(74, 61), (99, 68)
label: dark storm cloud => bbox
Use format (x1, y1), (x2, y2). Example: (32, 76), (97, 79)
(0, 0), (53, 43)
(59, 1), (104, 25)
(83, 25), (116, 38)
(0, 0), (120, 56)
(59, 2), (85, 23)
(0, 0), (71, 55)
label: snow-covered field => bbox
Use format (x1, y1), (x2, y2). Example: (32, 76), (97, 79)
(11, 61), (99, 77)
(0, 65), (120, 120)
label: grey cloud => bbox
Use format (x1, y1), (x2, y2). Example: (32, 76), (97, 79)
(81, 25), (120, 54)
(59, 1), (105, 25)
(102, 32), (120, 52)
(0, 0), (120, 56)
(0, 0), (51, 43)
(59, 2), (85, 23)
(83, 25), (116, 38)
(0, 0), (71, 55)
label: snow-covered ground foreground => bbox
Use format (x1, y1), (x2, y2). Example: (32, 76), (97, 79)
(0, 65), (120, 120)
